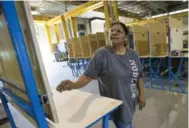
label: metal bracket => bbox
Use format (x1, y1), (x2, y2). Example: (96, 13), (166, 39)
(40, 94), (49, 105)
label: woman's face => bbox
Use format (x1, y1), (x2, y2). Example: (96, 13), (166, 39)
(109, 24), (126, 46)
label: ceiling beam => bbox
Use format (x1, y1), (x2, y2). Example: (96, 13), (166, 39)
(47, 1), (103, 25)
(32, 15), (51, 23)
(95, 7), (142, 19)
(126, 11), (188, 26)
(61, 1), (141, 19)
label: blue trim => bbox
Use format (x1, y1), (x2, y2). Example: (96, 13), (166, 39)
(0, 92), (16, 128)
(0, 77), (26, 94)
(85, 103), (122, 128)
(1, 1), (48, 128)
(102, 114), (110, 128)
(1, 88), (34, 119)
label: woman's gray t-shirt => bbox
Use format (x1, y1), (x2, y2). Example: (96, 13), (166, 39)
(84, 46), (143, 124)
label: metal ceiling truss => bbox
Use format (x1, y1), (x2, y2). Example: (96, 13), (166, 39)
(47, 1), (103, 25)
(126, 11), (188, 26)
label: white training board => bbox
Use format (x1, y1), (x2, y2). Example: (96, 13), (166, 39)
(48, 90), (122, 128)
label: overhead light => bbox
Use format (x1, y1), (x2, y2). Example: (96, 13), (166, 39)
(149, 8), (189, 18)
(31, 11), (40, 15)
(183, 0), (187, 2)
(39, 8), (45, 11)
(151, 13), (167, 18)
(169, 8), (189, 15)
(137, 11), (140, 14)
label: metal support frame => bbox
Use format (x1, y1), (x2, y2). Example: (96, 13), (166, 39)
(47, 1), (104, 25)
(69, 58), (90, 77)
(140, 57), (150, 88)
(126, 12), (188, 26)
(61, 16), (69, 40)
(149, 57), (167, 89)
(69, 59), (81, 77)
(1, 1), (48, 128)
(103, 1), (111, 30)
(53, 23), (60, 43)
(102, 114), (110, 128)
(45, 25), (54, 53)
(167, 11), (186, 93)
(168, 57), (187, 93)
(1, 88), (34, 119)
(70, 17), (77, 38)
(0, 91), (16, 128)
(85, 110), (111, 128)
(112, 1), (119, 22)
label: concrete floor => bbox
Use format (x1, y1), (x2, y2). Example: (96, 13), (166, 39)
(0, 61), (188, 128)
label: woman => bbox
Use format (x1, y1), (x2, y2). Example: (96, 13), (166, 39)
(56, 22), (145, 128)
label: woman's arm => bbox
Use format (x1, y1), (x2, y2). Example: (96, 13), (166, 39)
(137, 77), (145, 110)
(56, 75), (92, 92)
(57, 49), (103, 92)
(137, 77), (144, 98)
(72, 75), (92, 89)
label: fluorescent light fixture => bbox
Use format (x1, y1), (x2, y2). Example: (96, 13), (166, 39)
(151, 13), (167, 18)
(169, 8), (189, 15)
(91, 19), (105, 23)
(149, 8), (189, 19)
(31, 11), (40, 15)
(39, 8), (45, 11)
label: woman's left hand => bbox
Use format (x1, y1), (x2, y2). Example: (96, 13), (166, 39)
(138, 95), (146, 110)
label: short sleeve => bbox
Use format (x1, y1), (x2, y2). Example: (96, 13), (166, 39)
(84, 50), (103, 79)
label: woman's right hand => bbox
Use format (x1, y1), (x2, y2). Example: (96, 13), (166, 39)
(56, 80), (74, 92)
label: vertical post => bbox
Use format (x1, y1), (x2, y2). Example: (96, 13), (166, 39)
(0, 92), (16, 128)
(112, 1), (119, 22)
(45, 24), (54, 53)
(1, 1), (48, 128)
(103, 1), (111, 30)
(103, 1), (111, 45)
(53, 23), (60, 43)
(148, 27), (153, 88)
(147, 28), (151, 88)
(149, 56), (152, 88)
(167, 12), (171, 91)
(61, 16), (69, 40)
(102, 114), (110, 128)
(70, 17), (77, 38)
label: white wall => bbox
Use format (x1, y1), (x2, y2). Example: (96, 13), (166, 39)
(76, 18), (91, 36)
(183, 17), (188, 32)
(91, 19), (105, 34)
(34, 23), (55, 69)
